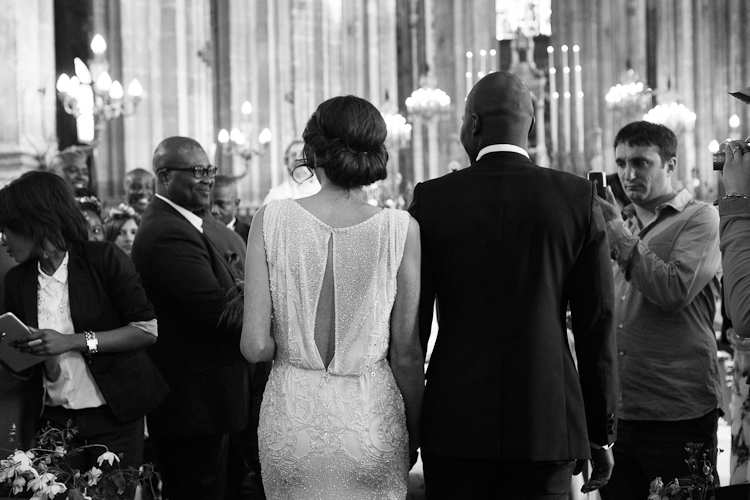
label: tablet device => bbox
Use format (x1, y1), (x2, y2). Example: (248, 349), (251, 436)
(0, 312), (44, 372)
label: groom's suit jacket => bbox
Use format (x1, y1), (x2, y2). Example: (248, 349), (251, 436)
(132, 197), (249, 436)
(409, 151), (618, 461)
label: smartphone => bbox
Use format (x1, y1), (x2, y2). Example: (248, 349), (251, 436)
(587, 171), (607, 198)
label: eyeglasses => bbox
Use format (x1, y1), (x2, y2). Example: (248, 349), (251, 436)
(158, 165), (218, 179)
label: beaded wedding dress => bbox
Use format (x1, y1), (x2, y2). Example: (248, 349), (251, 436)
(258, 199), (411, 500)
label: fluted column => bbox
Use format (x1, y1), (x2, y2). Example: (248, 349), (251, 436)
(412, 115), (424, 184)
(0, 0), (56, 180)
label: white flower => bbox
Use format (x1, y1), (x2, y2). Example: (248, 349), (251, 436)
(53, 445), (66, 458)
(86, 466), (102, 486)
(28, 472), (55, 491)
(44, 480), (67, 498)
(11, 475), (26, 494)
(96, 451), (120, 467)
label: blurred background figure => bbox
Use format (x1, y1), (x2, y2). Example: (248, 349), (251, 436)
(104, 204), (140, 258)
(123, 169), (155, 215)
(211, 175), (251, 243)
(49, 146), (92, 194)
(75, 189), (105, 242)
(262, 140), (321, 204)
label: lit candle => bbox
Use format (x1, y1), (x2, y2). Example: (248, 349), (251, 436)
(466, 51), (473, 95)
(480, 49), (487, 76)
(490, 49), (497, 73)
(547, 46), (558, 156)
(573, 45), (584, 155)
(562, 45), (571, 154)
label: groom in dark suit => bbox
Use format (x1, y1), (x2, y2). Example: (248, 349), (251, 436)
(408, 72), (618, 499)
(132, 137), (249, 500)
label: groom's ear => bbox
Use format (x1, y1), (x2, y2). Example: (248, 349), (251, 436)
(471, 113), (482, 136)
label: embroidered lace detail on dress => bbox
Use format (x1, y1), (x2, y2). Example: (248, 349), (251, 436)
(260, 199), (410, 500)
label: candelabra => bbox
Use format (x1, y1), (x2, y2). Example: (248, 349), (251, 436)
(55, 34), (143, 143)
(405, 86), (452, 120)
(217, 101), (272, 177)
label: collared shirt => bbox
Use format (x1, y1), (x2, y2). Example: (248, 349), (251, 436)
(227, 217), (237, 231)
(474, 144), (530, 162)
(607, 189), (722, 421)
(155, 193), (203, 233)
(39, 253), (107, 409)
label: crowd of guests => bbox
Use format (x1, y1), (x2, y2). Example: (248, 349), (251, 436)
(3, 70), (750, 500)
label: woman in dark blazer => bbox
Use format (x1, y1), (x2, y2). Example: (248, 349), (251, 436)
(0, 171), (168, 474)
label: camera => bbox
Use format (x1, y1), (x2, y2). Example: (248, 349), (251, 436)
(713, 136), (750, 171)
(587, 170), (607, 198)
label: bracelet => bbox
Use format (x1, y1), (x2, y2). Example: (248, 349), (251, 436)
(85, 331), (98, 356)
(714, 193), (750, 205)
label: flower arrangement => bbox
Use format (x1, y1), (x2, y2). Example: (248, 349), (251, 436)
(0, 423), (158, 500)
(648, 443), (719, 500)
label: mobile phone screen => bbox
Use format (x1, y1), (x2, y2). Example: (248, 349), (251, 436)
(587, 171), (607, 198)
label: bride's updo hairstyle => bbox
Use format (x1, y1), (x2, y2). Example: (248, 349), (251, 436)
(301, 95), (388, 189)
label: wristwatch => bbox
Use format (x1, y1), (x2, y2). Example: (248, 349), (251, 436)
(85, 331), (98, 356)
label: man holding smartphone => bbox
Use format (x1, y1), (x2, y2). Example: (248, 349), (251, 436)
(597, 121), (722, 500)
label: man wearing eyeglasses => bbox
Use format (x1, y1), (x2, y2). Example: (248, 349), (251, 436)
(131, 136), (250, 500)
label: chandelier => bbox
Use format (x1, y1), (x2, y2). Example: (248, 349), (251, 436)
(55, 34), (143, 143)
(605, 70), (651, 109)
(217, 101), (272, 175)
(382, 113), (412, 150)
(405, 87), (451, 120)
(643, 102), (696, 135)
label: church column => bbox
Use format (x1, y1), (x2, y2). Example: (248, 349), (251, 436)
(0, 0), (56, 180)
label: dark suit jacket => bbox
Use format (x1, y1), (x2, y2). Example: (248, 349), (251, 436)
(234, 219), (251, 246)
(4, 241), (168, 424)
(132, 197), (249, 436)
(409, 151), (618, 461)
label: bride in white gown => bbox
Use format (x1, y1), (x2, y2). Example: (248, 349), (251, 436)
(241, 95), (424, 500)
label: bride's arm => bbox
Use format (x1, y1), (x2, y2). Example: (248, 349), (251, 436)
(389, 216), (425, 461)
(241, 206), (275, 363)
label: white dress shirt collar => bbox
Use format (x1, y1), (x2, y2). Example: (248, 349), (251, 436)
(227, 217), (237, 231)
(155, 193), (203, 233)
(475, 144), (530, 162)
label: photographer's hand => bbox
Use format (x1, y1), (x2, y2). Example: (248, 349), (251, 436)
(721, 139), (750, 197)
(597, 186), (621, 224)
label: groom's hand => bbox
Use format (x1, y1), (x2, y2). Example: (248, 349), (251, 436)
(578, 446), (614, 493)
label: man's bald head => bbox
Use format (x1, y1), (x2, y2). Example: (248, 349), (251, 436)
(152, 136), (205, 172)
(461, 71), (535, 160)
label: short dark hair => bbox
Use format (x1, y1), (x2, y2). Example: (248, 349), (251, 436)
(614, 121), (678, 163)
(301, 95), (388, 189)
(0, 170), (89, 250)
(152, 136), (205, 172)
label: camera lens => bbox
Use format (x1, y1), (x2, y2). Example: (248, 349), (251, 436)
(713, 152), (726, 171)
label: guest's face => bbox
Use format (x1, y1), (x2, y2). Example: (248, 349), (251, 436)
(163, 148), (214, 211)
(54, 159), (90, 191)
(285, 143), (305, 176)
(124, 173), (154, 214)
(615, 143), (674, 207)
(1, 229), (37, 264)
(114, 218), (138, 256)
(211, 184), (239, 225)
(82, 210), (104, 242)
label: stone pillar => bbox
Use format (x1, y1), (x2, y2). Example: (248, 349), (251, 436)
(427, 116), (439, 179)
(0, 0), (57, 180)
(412, 115), (424, 184)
